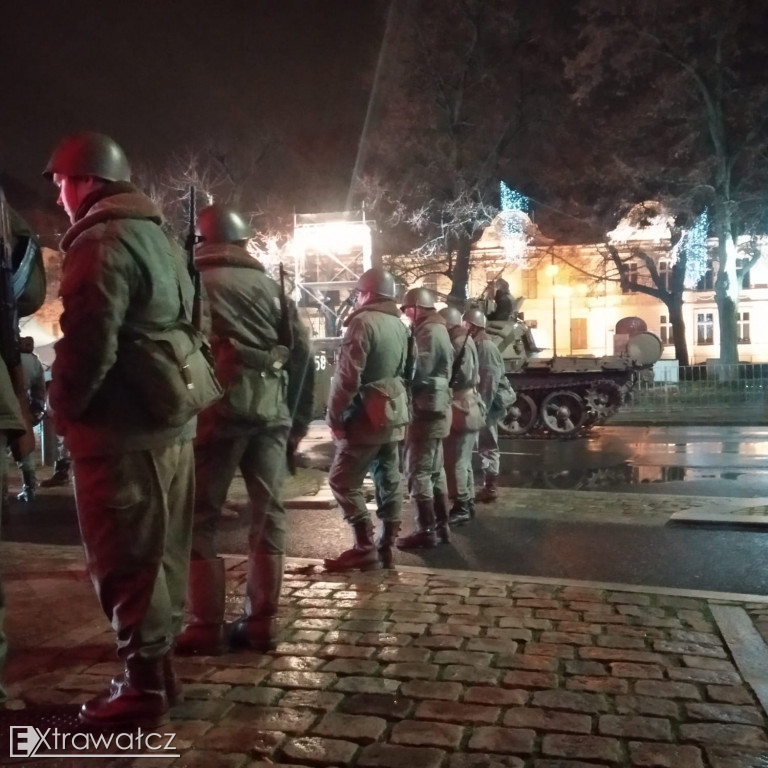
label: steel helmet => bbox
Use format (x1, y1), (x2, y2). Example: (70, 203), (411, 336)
(195, 204), (252, 244)
(462, 308), (487, 329)
(43, 131), (131, 182)
(401, 287), (436, 310)
(438, 306), (463, 327)
(356, 268), (396, 299)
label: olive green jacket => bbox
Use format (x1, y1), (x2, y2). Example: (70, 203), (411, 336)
(327, 298), (410, 445)
(49, 184), (196, 457)
(474, 329), (505, 415)
(410, 311), (453, 439)
(193, 243), (314, 442)
(0, 359), (26, 440)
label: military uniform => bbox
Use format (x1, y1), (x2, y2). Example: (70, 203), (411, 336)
(397, 308), (454, 548)
(326, 270), (410, 572)
(46, 131), (195, 729)
(442, 322), (483, 523)
(474, 327), (505, 501)
(176, 213), (313, 655)
(0, 357), (28, 702)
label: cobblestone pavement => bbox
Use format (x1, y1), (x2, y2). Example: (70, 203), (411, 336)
(2, 543), (768, 767)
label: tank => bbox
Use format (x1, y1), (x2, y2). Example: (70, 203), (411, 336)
(487, 312), (662, 438)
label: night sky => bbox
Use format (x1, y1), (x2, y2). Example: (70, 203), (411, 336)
(1, 1), (387, 209)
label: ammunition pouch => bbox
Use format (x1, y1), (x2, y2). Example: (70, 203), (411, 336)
(356, 377), (410, 430)
(489, 377), (516, 422)
(451, 389), (486, 434)
(412, 376), (451, 417)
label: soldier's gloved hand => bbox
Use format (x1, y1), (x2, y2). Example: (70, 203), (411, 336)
(270, 345), (290, 370)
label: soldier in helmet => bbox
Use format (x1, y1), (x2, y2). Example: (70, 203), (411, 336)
(325, 268), (410, 572)
(438, 307), (484, 526)
(175, 204), (313, 656)
(396, 287), (454, 549)
(462, 308), (505, 504)
(44, 131), (196, 729)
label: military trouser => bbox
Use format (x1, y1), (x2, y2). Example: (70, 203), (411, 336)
(329, 440), (403, 525)
(0, 434), (7, 702)
(192, 427), (289, 558)
(404, 434), (447, 502)
(73, 440), (194, 660)
(477, 422), (500, 476)
(444, 429), (478, 503)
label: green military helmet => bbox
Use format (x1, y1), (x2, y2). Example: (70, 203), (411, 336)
(438, 306), (463, 327)
(462, 308), (487, 329)
(401, 286), (436, 310)
(356, 268), (396, 299)
(43, 131), (131, 182)
(195, 204), (252, 244)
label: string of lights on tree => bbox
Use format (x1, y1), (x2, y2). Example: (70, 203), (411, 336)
(499, 181), (530, 264)
(670, 208), (709, 289)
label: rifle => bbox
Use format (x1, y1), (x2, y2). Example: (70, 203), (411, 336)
(277, 263), (294, 351)
(184, 185), (203, 332)
(449, 328), (471, 389)
(403, 322), (416, 389)
(277, 263), (299, 474)
(0, 187), (35, 460)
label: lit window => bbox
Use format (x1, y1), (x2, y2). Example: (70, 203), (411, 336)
(696, 312), (714, 345)
(522, 268), (537, 299)
(737, 311), (750, 344)
(659, 315), (673, 345)
(695, 262), (714, 291)
(658, 261), (670, 291)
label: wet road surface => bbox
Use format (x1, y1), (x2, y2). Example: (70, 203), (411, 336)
(5, 425), (768, 595)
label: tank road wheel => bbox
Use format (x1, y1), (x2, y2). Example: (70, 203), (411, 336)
(540, 390), (585, 437)
(583, 381), (623, 426)
(498, 393), (537, 437)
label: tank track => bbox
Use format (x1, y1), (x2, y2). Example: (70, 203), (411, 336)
(501, 373), (631, 439)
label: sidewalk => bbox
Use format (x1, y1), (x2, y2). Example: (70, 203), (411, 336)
(2, 540), (768, 766)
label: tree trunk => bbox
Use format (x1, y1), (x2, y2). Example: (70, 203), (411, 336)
(668, 295), (689, 367)
(714, 223), (739, 368)
(448, 235), (471, 307)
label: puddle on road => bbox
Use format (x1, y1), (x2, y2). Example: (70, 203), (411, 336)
(497, 463), (767, 492)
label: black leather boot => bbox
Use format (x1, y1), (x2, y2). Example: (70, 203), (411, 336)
(396, 500), (438, 549)
(16, 469), (36, 502)
(230, 553), (285, 652)
(433, 489), (451, 544)
(376, 521), (401, 568)
(175, 558), (227, 656)
(449, 498), (472, 526)
(40, 459), (71, 488)
(80, 655), (169, 730)
(475, 473), (499, 503)
(324, 519), (381, 572)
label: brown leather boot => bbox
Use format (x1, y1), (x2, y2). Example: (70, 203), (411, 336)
(433, 489), (451, 544)
(80, 655), (169, 730)
(475, 474), (499, 503)
(229, 553), (285, 652)
(108, 653), (182, 706)
(175, 558), (227, 656)
(376, 521), (401, 568)
(396, 500), (438, 549)
(325, 520), (381, 572)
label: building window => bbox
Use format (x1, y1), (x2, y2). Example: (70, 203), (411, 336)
(737, 311), (750, 344)
(736, 259), (752, 289)
(659, 315), (673, 346)
(570, 317), (587, 351)
(695, 262), (714, 291)
(522, 268), (537, 299)
(622, 262), (638, 293)
(696, 312), (714, 345)
(658, 261), (671, 291)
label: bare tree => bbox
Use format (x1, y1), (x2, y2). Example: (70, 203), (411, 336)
(566, 0), (768, 365)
